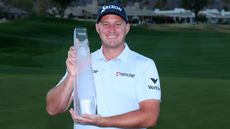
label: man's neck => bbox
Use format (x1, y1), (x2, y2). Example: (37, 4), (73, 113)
(102, 44), (125, 61)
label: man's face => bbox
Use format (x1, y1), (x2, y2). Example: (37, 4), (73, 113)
(96, 14), (130, 50)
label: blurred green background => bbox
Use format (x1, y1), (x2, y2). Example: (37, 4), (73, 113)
(0, 17), (230, 129)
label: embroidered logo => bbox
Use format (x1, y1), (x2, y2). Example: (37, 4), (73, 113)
(150, 78), (158, 84)
(148, 85), (161, 90)
(148, 78), (160, 90)
(101, 5), (122, 14)
(116, 72), (135, 78)
(93, 70), (99, 73)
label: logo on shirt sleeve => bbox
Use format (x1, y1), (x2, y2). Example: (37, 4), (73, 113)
(148, 78), (160, 90)
(150, 78), (158, 84)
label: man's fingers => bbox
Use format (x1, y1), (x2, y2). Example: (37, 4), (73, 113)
(68, 47), (76, 59)
(66, 46), (77, 65)
(69, 109), (82, 124)
(66, 56), (76, 65)
(69, 109), (93, 124)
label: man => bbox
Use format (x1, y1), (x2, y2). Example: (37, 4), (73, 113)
(46, 2), (161, 129)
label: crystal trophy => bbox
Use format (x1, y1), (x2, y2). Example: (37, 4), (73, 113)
(73, 28), (97, 115)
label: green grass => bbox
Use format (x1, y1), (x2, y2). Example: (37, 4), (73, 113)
(0, 17), (230, 129)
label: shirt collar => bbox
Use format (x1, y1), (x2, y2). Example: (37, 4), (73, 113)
(97, 43), (131, 62)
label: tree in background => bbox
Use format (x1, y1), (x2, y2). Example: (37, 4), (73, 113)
(2, 0), (53, 16)
(223, 0), (230, 3)
(155, 0), (167, 9)
(97, 0), (124, 6)
(3, 0), (33, 12)
(32, 0), (52, 16)
(181, 0), (213, 15)
(222, 0), (230, 10)
(51, 0), (73, 17)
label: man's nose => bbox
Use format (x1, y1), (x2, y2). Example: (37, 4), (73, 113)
(108, 24), (116, 32)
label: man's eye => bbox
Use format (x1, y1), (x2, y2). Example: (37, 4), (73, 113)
(116, 22), (122, 25)
(102, 23), (109, 26)
(115, 22), (123, 27)
(116, 23), (122, 26)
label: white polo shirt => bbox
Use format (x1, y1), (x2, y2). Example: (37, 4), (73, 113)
(61, 44), (161, 129)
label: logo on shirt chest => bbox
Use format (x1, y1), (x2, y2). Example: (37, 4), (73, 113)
(116, 72), (135, 78)
(93, 69), (99, 73)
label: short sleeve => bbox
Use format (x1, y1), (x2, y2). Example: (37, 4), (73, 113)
(136, 60), (161, 102)
(56, 70), (68, 86)
(56, 71), (74, 97)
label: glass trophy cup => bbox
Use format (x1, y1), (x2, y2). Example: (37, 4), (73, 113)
(73, 28), (97, 115)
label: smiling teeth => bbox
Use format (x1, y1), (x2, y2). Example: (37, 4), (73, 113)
(108, 35), (116, 38)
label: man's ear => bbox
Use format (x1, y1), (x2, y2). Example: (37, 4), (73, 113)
(95, 23), (99, 34)
(125, 23), (130, 34)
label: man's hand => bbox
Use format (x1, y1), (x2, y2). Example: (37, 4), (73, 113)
(69, 100), (160, 128)
(66, 46), (77, 77)
(69, 108), (105, 126)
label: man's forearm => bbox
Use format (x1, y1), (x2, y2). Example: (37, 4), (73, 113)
(99, 107), (159, 128)
(46, 74), (74, 115)
(71, 100), (160, 129)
